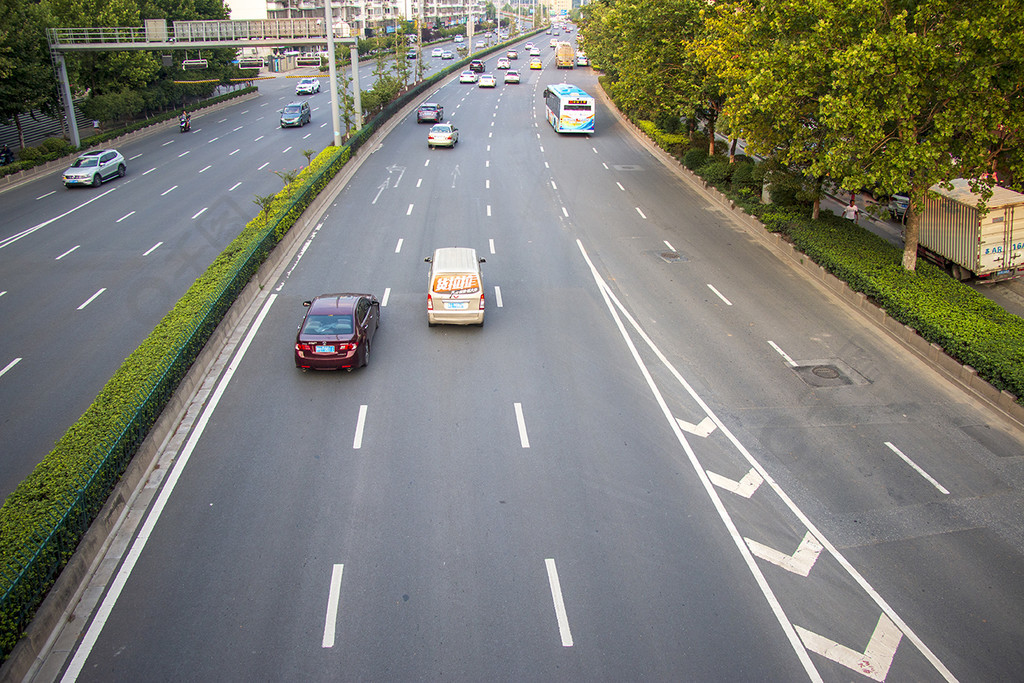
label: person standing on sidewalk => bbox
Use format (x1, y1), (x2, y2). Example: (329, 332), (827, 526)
(842, 197), (860, 224)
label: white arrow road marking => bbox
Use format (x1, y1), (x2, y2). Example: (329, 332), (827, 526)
(706, 468), (763, 498)
(745, 531), (823, 577)
(795, 613), (903, 682)
(676, 416), (717, 437)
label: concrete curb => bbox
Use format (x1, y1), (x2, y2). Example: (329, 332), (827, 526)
(594, 84), (1024, 430)
(0, 91), (260, 194)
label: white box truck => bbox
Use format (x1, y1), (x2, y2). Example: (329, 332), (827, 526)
(919, 179), (1024, 281)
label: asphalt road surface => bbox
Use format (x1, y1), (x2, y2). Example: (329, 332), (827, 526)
(17, 34), (1024, 683)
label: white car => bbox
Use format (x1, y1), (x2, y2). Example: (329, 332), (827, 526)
(496, 57), (511, 69)
(295, 78), (321, 95)
(576, 53), (588, 66)
(529, 47), (541, 56)
(431, 47), (444, 58)
(63, 149), (126, 188)
(441, 50), (455, 60)
(427, 123), (459, 148)
(478, 73), (497, 87)
(503, 70), (520, 84)
(459, 70), (479, 83)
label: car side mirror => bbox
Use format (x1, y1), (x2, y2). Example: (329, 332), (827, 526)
(424, 257), (432, 263)
(478, 257), (486, 263)
(302, 300), (312, 307)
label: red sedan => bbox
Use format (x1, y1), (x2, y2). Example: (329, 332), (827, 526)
(294, 293), (380, 371)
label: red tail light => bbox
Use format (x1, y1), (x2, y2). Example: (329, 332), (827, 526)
(480, 291), (485, 310)
(427, 293), (433, 310)
(296, 343), (312, 351)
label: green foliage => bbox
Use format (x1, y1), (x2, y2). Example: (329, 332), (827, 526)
(700, 157), (733, 188)
(682, 147), (708, 170)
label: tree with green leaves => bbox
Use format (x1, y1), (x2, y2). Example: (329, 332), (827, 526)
(0, 0), (61, 149)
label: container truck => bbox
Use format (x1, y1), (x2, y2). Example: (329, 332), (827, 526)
(919, 178), (1024, 281)
(555, 41), (574, 69)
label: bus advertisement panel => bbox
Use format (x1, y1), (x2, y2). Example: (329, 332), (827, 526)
(543, 83), (595, 134)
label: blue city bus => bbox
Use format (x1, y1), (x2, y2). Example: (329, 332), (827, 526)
(543, 83), (595, 134)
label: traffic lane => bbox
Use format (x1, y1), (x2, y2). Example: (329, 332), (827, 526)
(545, 100), (1023, 677)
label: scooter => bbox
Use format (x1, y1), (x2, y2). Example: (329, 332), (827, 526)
(179, 116), (190, 133)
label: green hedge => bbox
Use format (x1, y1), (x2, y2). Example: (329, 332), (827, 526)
(0, 142), (349, 659)
(610, 92), (1024, 405)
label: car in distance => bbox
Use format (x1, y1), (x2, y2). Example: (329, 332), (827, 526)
(62, 149), (126, 188)
(478, 73), (497, 88)
(575, 53), (588, 67)
(280, 101), (311, 127)
(888, 193), (910, 222)
(529, 46), (541, 56)
(294, 293), (380, 371)
(428, 123), (459, 148)
(417, 102), (444, 123)
(441, 50), (455, 59)
(496, 57), (511, 69)
(459, 70), (479, 83)
(431, 47), (444, 58)
(295, 77), (321, 95)
(406, 48), (417, 59)
(529, 57), (543, 70)
(469, 59), (486, 72)
(507, 49), (518, 60)
(504, 69), (520, 84)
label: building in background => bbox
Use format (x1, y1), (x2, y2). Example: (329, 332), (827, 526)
(265, 0), (489, 38)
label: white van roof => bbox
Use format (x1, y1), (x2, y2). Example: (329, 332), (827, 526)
(431, 247), (480, 272)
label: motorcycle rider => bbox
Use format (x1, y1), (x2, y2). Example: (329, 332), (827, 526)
(179, 110), (191, 132)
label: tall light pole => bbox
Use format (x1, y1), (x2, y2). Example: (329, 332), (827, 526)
(324, 0), (342, 147)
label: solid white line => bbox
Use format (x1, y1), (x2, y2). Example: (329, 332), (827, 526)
(707, 284), (733, 306)
(489, 238), (495, 254)
(636, 207), (647, 219)
(161, 185), (177, 196)
(353, 404), (368, 449)
(406, 204), (414, 215)
(229, 182), (241, 192)
(77, 288), (106, 310)
(382, 288), (391, 307)
(116, 211), (135, 223)
(322, 563), (344, 648)
(61, 293), (279, 682)
(191, 207), (208, 220)
(768, 341), (797, 367)
(885, 442), (950, 494)
(514, 402), (530, 448)
(494, 286), (503, 307)
(576, 239), (823, 681)
(56, 245), (80, 260)
(0, 188), (115, 251)
(395, 238), (403, 253)
(0, 358), (21, 379)
(545, 559), (573, 647)
(143, 242), (162, 256)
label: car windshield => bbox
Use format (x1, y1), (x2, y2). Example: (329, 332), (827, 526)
(284, 105), (302, 114)
(73, 157), (99, 168)
(300, 79), (315, 85)
(431, 125), (450, 133)
(302, 314), (353, 336)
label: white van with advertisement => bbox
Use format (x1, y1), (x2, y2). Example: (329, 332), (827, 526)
(424, 247), (486, 326)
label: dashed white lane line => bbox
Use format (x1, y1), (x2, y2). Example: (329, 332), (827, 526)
(551, 180), (557, 190)
(489, 238), (495, 254)
(353, 405), (368, 449)
(707, 284), (733, 306)
(514, 402), (530, 448)
(258, 162), (269, 170)
(56, 245), (80, 260)
(191, 207), (208, 220)
(116, 211), (135, 223)
(198, 165), (211, 173)
(664, 240), (675, 251)
(616, 182), (625, 191)
(229, 182), (241, 192)
(382, 288), (391, 307)
(229, 149), (240, 156)
(161, 185), (177, 196)
(561, 207), (568, 218)
(322, 563), (344, 648)
(395, 238), (404, 253)
(768, 341), (797, 367)
(143, 242), (162, 256)
(77, 288), (106, 310)
(487, 205), (492, 217)
(545, 558), (573, 647)
(406, 204), (414, 216)
(494, 286), (503, 307)
(884, 442), (950, 494)
(0, 358), (21, 380)
(635, 207), (647, 219)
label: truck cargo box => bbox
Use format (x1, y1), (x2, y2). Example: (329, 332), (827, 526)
(920, 179), (1024, 281)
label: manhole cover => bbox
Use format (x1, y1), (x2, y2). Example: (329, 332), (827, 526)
(811, 365), (841, 379)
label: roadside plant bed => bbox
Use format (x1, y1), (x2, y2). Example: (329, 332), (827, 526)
(617, 109), (1024, 405)
(0, 143), (349, 660)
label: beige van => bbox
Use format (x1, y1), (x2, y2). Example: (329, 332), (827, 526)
(425, 247), (486, 326)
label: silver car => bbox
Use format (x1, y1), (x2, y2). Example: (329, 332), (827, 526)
(62, 149), (126, 188)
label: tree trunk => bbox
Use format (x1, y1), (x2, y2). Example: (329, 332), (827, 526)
(707, 117), (716, 155)
(902, 206), (919, 271)
(729, 138), (737, 164)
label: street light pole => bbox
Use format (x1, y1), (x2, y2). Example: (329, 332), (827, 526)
(323, 0), (341, 147)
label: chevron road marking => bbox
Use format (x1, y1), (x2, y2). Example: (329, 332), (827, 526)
(706, 467), (764, 498)
(795, 613), (903, 682)
(675, 415), (718, 437)
(745, 531), (823, 577)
